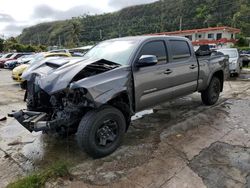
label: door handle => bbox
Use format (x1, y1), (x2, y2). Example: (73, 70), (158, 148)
(164, 69), (173, 75)
(190, 64), (198, 69)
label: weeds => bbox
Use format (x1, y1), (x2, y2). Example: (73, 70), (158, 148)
(7, 162), (71, 188)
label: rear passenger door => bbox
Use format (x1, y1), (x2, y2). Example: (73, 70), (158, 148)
(167, 40), (199, 97)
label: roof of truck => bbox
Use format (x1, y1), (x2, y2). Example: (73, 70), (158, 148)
(107, 35), (188, 42)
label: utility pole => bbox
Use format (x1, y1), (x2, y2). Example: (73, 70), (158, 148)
(37, 34), (41, 45)
(99, 29), (103, 40)
(58, 35), (61, 48)
(118, 20), (121, 38)
(179, 16), (183, 31)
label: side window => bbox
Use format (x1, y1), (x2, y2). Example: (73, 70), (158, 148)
(138, 41), (167, 64)
(6, 54), (12, 58)
(15, 54), (24, 59)
(170, 40), (191, 60)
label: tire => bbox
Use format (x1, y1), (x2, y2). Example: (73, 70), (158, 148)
(201, 77), (221, 106)
(112, 101), (131, 130)
(76, 105), (126, 158)
(20, 81), (27, 90)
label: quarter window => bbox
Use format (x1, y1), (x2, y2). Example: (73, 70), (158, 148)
(170, 40), (191, 60)
(138, 41), (167, 64)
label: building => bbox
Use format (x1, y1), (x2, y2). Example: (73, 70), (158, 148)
(152, 26), (241, 48)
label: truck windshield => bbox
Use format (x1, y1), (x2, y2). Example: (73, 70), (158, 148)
(84, 40), (138, 65)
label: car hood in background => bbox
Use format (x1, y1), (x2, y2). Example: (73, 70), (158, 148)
(13, 64), (29, 74)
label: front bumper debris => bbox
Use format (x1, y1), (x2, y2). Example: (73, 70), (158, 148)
(8, 110), (48, 132)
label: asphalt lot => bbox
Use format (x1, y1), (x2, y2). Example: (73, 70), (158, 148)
(0, 69), (250, 188)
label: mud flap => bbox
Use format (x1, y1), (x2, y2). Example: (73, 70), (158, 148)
(8, 110), (48, 132)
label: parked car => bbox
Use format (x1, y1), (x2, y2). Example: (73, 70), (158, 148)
(239, 50), (250, 67)
(9, 36), (228, 158)
(69, 45), (93, 56)
(12, 52), (72, 88)
(49, 49), (70, 53)
(4, 54), (34, 70)
(0, 53), (13, 59)
(0, 53), (28, 68)
(217, 48), (241, 77)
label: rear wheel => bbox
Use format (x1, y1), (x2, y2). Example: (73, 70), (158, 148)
(76, 106), (126, 158)
(201, 77), (221, 106)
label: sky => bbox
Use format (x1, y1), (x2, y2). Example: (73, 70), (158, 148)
(0, 0), (158, 38)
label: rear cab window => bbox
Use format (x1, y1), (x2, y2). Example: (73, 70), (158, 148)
(169, 40), (191, 61)
(138, 41), (168, 64)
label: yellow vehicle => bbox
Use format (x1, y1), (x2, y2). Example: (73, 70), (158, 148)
(12, 52), (72, 87)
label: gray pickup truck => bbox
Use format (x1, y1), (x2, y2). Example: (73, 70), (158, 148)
(10, 36), (228, 158)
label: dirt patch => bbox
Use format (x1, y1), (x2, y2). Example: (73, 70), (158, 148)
(189, 142), (250, 188)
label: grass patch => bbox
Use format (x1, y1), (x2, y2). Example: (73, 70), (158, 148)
(7, 162), (71, 188)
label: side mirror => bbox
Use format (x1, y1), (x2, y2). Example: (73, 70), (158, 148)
(136, 55), (158, 67)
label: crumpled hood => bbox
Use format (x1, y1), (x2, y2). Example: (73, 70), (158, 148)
(22, 57), (108, 94)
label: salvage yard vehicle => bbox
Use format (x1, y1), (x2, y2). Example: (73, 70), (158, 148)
(217, 48), (241, 77)
(0, 53), (13, 68)
(240, 50), (250, 67)
(0, 53), (28, 68)
(4, 54), (33, 70)
(9, 36), (228, 158)
(12, 52), (72, 88)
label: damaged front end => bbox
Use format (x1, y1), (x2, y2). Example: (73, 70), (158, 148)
(9, 57), (131, 134)
(9, 87), (94, 133)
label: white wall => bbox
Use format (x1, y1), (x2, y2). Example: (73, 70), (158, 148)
(171, 30), (235, 41)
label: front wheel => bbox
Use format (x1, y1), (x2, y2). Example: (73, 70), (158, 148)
(201, 77), (221, 106)
(20, 81), (27, 90)
(76, 106), (126, 158)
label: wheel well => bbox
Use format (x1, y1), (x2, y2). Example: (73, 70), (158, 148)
(213, 70), (224, 92)
(108, 93), (132, 131)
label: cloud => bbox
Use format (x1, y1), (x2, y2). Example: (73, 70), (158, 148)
(0, 13), (15, 22)
(32, 4), (101, 20)
(108, 0), (159, 9)
(32, 4), (55, 19)
(3, 24), (28, 36)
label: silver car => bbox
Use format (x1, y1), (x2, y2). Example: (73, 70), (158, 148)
(218, 48), (241, 77)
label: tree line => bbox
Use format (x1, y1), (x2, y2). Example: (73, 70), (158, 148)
(5, 0), (250, 49)
(0, 37), (46, 53)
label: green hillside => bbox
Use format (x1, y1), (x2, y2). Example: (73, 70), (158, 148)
(18, 0), (250, 47)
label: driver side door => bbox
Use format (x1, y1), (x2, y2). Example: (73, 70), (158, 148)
(133, 40), (172, 111)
